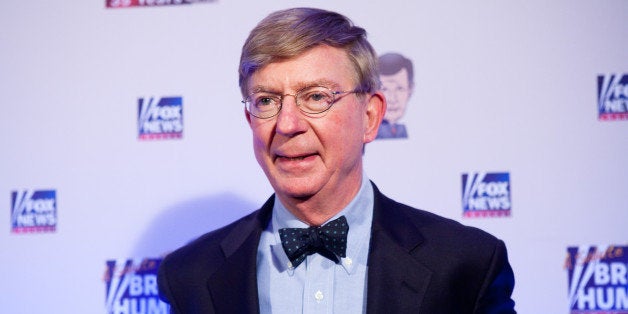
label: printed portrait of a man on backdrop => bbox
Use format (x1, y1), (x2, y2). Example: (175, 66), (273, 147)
(376, 52), (414, 139)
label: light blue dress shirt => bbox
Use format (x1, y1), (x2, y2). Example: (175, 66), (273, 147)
(257, 173), (374, 314)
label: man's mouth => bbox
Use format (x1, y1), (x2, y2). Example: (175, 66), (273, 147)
(275, 153), (317, 162)
(284, 156), (306, 161)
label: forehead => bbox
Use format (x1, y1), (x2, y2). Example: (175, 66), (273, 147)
(247, 45), (356, 93)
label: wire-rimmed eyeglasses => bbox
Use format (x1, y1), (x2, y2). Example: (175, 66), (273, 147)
(242, 85), (360, 119)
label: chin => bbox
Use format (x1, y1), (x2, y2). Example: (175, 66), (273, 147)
(280, 186), (316, 199)
(273, 179), (319, 199)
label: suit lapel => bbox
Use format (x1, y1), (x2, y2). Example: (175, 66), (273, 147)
(205, 197), (274, 314)
(366, 184), (433, 313)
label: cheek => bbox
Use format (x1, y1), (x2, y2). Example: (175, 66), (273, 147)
(250, 124), (273, 153)
(330, 110), (366, 147)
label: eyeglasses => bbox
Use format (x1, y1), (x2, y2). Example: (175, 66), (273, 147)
(242, 86), (360, 119)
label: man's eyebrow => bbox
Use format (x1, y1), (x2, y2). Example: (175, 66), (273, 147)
(248, 85), (278, 94)
(294, 79), (341, 91)
(248, 79), (343, 94)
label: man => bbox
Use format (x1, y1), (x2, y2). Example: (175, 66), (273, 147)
(158, 7), (516, 313)
(376, 52), (414, 139)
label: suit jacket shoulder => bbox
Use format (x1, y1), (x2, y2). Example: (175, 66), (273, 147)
(158, 197), (274, 314)
(378, 189), (503, 257)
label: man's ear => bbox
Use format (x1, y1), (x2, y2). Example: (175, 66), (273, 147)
(363, 91), (386, 143)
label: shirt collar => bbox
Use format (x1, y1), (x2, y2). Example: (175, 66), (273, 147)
(269, 172), (374, 275)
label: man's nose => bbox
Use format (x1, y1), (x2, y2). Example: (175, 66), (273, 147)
(275, 95), (307, 136)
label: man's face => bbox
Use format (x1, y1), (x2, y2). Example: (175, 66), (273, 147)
(380, 68), (411, 124)
(245, 45), (382, 207)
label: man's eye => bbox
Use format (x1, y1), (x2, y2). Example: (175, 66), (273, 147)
(256, 97), (275, 107)
(303, 91), (331, 103)
(310, 93), (326, 101)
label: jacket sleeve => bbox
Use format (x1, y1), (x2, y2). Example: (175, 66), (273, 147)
(157, 258), (180, 314)
(473, 240), (517, 314)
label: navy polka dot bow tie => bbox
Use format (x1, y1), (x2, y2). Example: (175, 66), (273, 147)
(278, 216), (349, 268)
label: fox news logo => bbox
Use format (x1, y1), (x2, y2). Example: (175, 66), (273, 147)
(461, 172), (511, 218)
(104, 258), (169, 314)
(11, 189), (57, 233)
(598, 73), (628, 121)
(106, 0), (215, 8)
(565, 245), (627, 313)
(138, 96), (183, 140)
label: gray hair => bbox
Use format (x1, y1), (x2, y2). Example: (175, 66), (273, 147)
(239, 7), (380, 96)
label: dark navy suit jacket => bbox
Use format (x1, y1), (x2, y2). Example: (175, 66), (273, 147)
(158, 183), (516, 313)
